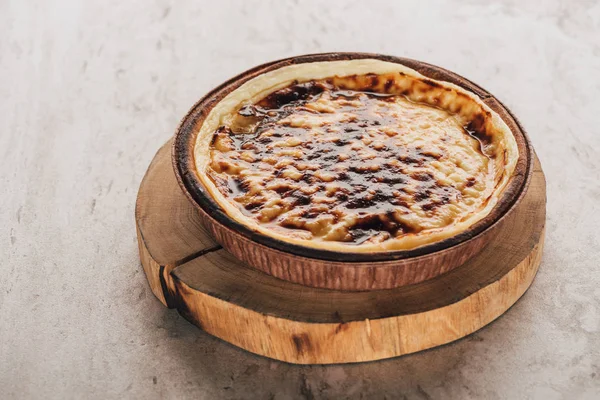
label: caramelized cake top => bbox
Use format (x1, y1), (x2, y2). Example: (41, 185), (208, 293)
(193, 60), (518, 252)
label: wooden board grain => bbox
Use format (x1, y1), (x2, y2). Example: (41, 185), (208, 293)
(135, 140), (546, 364)
(135, 141), (220, 307)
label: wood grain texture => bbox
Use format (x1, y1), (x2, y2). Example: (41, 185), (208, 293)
(172, 234), (543, 364)
(135, 141), (220, 307)
(172, 53), (532, 290)
(136, 141), (546, 364)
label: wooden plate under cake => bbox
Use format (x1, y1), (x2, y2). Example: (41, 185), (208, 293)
(136, 140), (546, 363)
(173, 53), (531, 290)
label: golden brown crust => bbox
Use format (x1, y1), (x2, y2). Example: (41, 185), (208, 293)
(193, 59), (519, 252)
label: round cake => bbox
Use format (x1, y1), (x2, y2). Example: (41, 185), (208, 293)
(192, 59), (519, 252)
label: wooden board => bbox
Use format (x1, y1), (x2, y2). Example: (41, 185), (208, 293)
(135, 140), (546, 364)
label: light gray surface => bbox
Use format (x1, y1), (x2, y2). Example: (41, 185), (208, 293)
(1, 0), (599, 399)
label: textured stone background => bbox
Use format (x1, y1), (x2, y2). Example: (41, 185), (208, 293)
(1, 0), (599, 399)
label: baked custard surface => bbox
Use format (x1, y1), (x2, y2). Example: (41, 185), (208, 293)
(193, 60), (518, 252)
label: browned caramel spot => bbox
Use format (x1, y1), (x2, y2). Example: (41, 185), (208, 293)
(207, 78), (492, 245)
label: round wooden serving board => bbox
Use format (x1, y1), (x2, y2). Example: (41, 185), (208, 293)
(135, 140), (546, 365)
